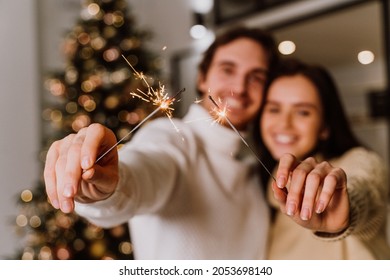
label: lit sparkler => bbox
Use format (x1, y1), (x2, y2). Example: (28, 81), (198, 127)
(208, 95), (276, 182)
(92, 56), (185, 165)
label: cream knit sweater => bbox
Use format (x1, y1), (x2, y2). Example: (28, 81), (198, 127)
(266, 147), (390, 259)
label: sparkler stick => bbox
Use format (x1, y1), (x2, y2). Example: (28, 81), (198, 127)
(90, 54), (186, 166)
(94, 87), (185, 165)
(94, 106), (160, 164)
(208, 95), (277, 183)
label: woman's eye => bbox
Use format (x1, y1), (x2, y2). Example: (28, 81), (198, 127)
(264, 105), (279, 114)
(296, 110), (311, 116)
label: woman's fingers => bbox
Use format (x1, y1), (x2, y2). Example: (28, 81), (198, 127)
(275, 153), (298, 189)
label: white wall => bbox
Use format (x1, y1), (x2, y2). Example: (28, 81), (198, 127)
(0, 0), (40, 258)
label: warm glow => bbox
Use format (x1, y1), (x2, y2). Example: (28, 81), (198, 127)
(65, 67), (78, 84)
(87, 3), (100, 16)
(190, 24), (207, 39)
(46, 79), (65, 96)
(73, 239), (86, 251)
(65, 102), (78, 114)
(21, 248), (34, 260)
(119, 241), (133, 254)
(103, 47), (120, 62)
(39, 246), (53, 260)
(78, 94), (92, 106)
(50, 110), (63, 122)
(190, 0), (213, 14)
(77, 32), (91, 45)
(112, 11), (124, 27)
(72, 114), (91, 131)
(57, 247), (70, 260)
(16, 215), (28, 227)
(83, 99), (96, 112)
(278, 40), (296, 55)
(103, 13), (115, 25)
(104, 95), (120, 109)
(127, 111), (141, 124)
(81, 80), (96, 92)
(358, 50), (375, 65)
(91, 36), (106, 50)
(29, 215), (42, 228)
(110, 68), (129, 83)
(21, 189), (33, 202)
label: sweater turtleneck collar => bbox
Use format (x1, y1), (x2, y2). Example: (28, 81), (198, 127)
(183, 104), (255, 161)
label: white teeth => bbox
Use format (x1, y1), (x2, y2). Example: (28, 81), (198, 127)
(275, 134), (295, 144)
(225, 97), (243, 109)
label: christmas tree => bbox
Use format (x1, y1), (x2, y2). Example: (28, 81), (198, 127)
(13, 0), (162, 260)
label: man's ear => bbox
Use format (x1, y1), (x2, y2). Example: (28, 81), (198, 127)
(196, 72), (206, 96)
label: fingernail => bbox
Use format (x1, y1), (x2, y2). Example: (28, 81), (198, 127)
(81, 156), (91, 169)
(286, 202), (296, 216)
(61, 200), (72, 213)
(51, 199), (59, 209)
(316, 201), (325, 214)
(300, 206), (310, 220)
(63, 184), (73, 198)
(277, 176), (286, 188)
(83, 168), (95, 180)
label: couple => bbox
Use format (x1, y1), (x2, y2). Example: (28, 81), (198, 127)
(43, 26), (390, 259)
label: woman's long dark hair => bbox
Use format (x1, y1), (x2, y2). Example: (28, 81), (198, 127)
(253, 58), (362, 186)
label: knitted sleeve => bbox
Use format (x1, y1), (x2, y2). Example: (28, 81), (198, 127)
(314, 147), (388, 241)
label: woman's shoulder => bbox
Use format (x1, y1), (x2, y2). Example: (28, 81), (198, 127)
(337, 146), (384, 164)
(331, 146), (387, 180)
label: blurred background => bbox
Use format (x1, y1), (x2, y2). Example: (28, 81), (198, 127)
(0, 0), (389, 259)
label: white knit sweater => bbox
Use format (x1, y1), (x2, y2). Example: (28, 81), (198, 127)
(75, 104), (270, 259)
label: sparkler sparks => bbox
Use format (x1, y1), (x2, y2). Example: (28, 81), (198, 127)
(92, 56), (185, 165)
(122, 54), (176, 119)
(208, 95), (276, 183)
(209, 97), (230, 126)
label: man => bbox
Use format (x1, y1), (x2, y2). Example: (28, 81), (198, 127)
(44, 26), (279, 259)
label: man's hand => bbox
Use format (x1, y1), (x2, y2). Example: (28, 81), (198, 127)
(44, 123), (119, 213)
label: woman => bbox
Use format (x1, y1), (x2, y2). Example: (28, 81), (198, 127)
(254, 58), (390, 259)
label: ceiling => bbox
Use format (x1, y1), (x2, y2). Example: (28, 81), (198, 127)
(270, 1), (384, 68)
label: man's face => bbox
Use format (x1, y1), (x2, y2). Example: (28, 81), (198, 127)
(198, 38), (269, 131)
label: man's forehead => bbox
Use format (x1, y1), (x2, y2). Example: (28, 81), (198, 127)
(212, 41), (267, 67)
(212, 58), (268, 74)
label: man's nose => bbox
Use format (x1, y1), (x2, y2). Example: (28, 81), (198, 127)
(229, 75), (246, 95)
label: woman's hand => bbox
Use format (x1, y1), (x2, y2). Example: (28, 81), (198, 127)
(272, 153), (350, 233)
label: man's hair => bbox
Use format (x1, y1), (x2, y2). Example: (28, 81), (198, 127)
(198, 26), (278, 79)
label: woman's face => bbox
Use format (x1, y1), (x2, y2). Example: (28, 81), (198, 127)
(260, 74), (328, 160)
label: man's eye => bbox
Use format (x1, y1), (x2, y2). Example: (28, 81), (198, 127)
(221, 67), (234, 75)
(297, 110), (311, 116)
(248, 74), (266, 86)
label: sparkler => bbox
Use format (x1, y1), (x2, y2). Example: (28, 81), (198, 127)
(92, 56), (185, 165)
(95, 88), (184, 164)
(208, 95), (277, 183)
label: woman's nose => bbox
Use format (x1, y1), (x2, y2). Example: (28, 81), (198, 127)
(279, 112), (292, 128)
